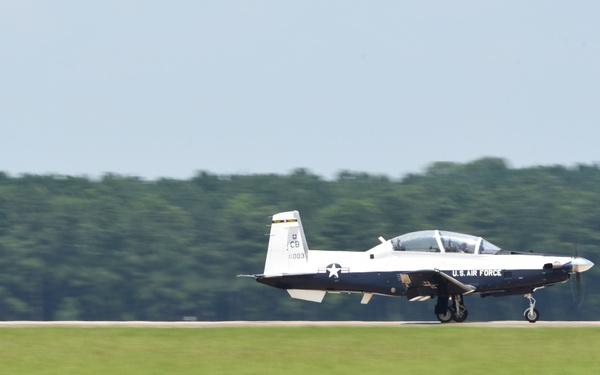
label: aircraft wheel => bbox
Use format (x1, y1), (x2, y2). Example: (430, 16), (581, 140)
(453, 308), (469, 323)
(524, 308), (540, 323)
(436, 309), (453, 323)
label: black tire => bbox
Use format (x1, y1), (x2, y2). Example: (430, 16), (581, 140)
(453, 308), (469, 323)
(437, 309), (453, 323)
(524, 308), (540, 323)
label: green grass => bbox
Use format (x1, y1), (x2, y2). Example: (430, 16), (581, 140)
(0, 326), (599, 374)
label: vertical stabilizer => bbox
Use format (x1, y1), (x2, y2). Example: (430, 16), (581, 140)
(264, 211), (309, 275)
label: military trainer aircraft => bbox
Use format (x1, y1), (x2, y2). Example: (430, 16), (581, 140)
(241, 211), (594, 323)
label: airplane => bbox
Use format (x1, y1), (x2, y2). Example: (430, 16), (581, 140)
(241, 210), (594, 323)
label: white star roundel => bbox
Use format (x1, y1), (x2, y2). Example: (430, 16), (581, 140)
(326, 263), (342, 278)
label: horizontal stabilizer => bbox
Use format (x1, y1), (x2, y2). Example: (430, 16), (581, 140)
(287, 289), (326, 303)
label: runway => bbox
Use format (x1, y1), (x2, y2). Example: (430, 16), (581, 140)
(1, 321), (599, 328)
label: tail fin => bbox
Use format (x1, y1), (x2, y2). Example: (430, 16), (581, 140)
(263, 211), (309, 275)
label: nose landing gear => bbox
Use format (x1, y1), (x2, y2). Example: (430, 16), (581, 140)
(523, 293), (540, 323)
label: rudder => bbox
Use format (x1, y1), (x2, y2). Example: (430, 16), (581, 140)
(263, 211), (309, 275)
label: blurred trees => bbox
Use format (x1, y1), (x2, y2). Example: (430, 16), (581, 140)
(0, 158), (598, 321)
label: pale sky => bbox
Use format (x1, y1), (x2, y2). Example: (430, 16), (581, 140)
(2, 1), (599, 180)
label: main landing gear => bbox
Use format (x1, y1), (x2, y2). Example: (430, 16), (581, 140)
(523, 293), (540, 323)
(435, 293), (540, 323)
(436, 295), (468, 323)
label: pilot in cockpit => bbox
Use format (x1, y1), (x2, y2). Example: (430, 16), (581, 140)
(392, 238), (405, 251)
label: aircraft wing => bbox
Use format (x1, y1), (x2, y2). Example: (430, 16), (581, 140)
(399, 269), (476, 300)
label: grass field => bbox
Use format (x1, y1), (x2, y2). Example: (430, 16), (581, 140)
(1, 326), (599, 374)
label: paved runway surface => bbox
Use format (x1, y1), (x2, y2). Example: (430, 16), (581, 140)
(1, 321), (599, 328)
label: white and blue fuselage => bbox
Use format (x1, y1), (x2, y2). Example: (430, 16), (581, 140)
(246, 211), (593, 322)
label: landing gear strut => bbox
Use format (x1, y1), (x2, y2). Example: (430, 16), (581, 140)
(523, 293), (540, 323)
(436, 295), (468, 323)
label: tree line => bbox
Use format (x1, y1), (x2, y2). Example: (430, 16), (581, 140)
(0, 157), (598, 321)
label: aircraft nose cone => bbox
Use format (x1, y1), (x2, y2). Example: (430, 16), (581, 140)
(571, 257), (594, 273)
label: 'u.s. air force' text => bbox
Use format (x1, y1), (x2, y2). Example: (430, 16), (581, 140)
(452, 269), (502, 277)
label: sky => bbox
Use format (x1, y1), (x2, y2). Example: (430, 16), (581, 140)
(2, 1), (599, 180)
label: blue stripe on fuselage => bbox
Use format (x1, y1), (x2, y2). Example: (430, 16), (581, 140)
(255, 268), (570, 297)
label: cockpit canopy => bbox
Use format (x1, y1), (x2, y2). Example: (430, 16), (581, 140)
(390, 230), (501, 254)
